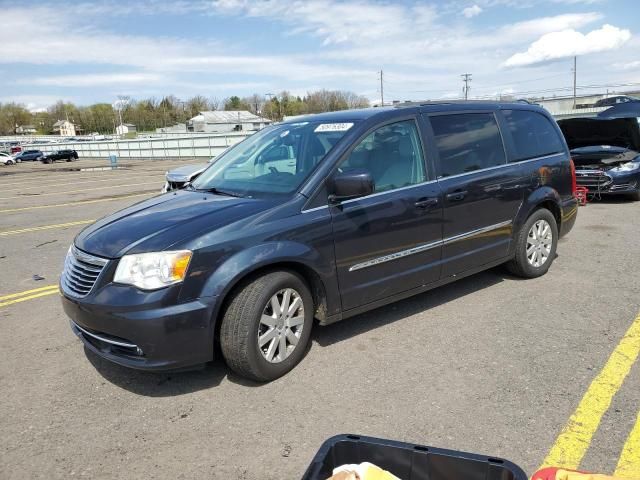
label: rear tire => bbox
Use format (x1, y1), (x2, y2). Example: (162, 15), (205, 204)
(220, 271), (313, 382)
(506, 208), (558, 279)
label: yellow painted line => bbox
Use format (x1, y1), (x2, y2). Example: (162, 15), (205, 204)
(0, 192), (154, 213)
(0, 181), (159, 200)
(0, 284), (58, 302)
(0, 288), (59, 307)
(540, 311), (640, 469)
(0, 175), (164, 192)
(0, 219), (95, 236)
(615, 410), (640, 478)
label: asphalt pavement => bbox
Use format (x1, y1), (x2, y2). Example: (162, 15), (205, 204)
(1, 158), (639, 479)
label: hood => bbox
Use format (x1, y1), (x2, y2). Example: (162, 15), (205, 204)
(570, 145), (640, 167)
(75, 190), (275, 258)
(166, 163), (208, 182)
(558, 117), (640, 152)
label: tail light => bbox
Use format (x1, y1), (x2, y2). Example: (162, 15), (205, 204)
(569, 158), (577, 198)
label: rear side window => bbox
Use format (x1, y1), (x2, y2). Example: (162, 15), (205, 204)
(503, 109), (564, 161)
(430, 113), (506, 178)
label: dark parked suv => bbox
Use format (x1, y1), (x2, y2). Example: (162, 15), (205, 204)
(41, 149), (78, 163)
(14, 149), (44, 162)
(60, 102), (578, 381)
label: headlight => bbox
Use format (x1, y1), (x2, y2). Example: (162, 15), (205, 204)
(114, 250), (192, 290)
(613, 161), (640, 172)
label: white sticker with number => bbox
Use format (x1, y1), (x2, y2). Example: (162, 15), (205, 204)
(314, 123), (354, 132)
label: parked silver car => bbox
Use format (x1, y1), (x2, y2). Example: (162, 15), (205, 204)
(161, 148), (230, 192)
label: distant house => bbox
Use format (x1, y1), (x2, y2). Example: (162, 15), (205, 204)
(156, 123), (187, 134)
(16, 125), (37, 135)
(187, 111), (272, 133)
(115, 123), (137, 135)
(52, 120), (76, 136)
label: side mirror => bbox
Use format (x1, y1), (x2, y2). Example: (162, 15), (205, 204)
(329, 169), (374, 204)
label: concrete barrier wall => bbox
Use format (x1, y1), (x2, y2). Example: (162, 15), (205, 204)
(24, 132), (253, 158)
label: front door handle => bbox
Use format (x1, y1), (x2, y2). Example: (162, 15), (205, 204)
(414, 198), (438, 210)
(446, 190), (467, 202)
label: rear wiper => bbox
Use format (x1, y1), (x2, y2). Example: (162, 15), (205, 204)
(197, 187), (245, 198)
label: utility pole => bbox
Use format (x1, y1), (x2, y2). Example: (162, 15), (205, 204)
(379, 70), (384, 106)
(461, 73), (472, 100)
(572, 56), (577, 109)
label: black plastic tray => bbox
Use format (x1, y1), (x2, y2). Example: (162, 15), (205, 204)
(302, 434), (528, 480)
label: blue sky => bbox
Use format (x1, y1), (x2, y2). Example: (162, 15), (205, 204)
(0, 0), (638, 111)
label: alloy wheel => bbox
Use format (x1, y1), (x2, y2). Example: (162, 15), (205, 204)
(257, 288), (305, 363)
(526, 219), (553, 267)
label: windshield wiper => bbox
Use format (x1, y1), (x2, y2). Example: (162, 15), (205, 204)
(197, 187), (245, 198)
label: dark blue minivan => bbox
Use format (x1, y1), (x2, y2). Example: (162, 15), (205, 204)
(61, 102), (578, 381)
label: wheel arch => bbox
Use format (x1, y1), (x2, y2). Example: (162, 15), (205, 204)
(516, 187), (562, 234)
(202, 243), (335, 349)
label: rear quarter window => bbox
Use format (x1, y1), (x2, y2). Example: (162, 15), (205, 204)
(502, 109), (564, 162)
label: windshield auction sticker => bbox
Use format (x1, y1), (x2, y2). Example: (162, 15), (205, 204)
(314, 123), (354, 132)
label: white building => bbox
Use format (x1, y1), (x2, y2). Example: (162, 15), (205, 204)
(52, 120), (76, 136)
(187, 111), (271, 133)
(116, 123), (137, 135)
(16, 125), (37, 135)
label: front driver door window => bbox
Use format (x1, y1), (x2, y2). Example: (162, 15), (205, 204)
(338, 120), (426, 192)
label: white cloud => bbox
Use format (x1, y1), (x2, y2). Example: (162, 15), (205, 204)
(462, 5), (483, 18)
(27, 73), (163, 87)
(613, 60), (640, 70)
(504, 24), (632, 67)
(500, 12), (602, 38)
(1, 1), (638, 106)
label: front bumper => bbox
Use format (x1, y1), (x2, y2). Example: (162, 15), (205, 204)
(61, 286), (219, 371)
(576, 169), (640, 195)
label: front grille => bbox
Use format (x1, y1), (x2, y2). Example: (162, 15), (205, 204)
(575, 169), (612, 190)
(62, 246), (108, 297)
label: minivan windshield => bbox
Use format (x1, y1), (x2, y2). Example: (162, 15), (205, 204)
(191, 121), (354, 197)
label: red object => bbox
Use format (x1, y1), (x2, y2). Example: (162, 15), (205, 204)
(531, 467), (627, 480)
(575, 186), (589, 206)
(533, 467), (563, 480)
(10, 146), (21, 154)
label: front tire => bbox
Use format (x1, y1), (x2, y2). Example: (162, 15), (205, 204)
(506, 208), (558, 278)
(628, 190), (640, 201)
(220, 271), (313, 382)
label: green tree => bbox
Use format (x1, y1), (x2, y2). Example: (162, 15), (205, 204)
(0, 103), (33, 134)
(224, 96), (249, 111)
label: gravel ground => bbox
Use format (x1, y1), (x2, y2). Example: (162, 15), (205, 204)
(0, 158), (639, 479)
